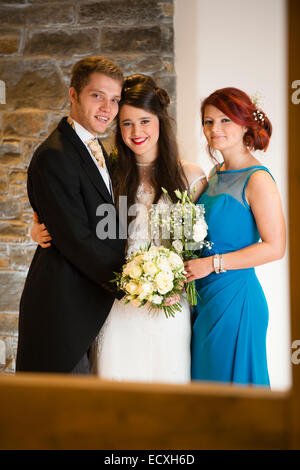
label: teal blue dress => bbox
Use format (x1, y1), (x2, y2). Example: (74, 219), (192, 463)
(191, 165), (272, 386)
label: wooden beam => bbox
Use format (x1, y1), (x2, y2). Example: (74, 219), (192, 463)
(288, 0), (300, 450)
(0, 373), (290, 450)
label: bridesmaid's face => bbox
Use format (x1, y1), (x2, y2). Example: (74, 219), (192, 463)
(119, 104), (160, 163)
(203, 105), (247, 152)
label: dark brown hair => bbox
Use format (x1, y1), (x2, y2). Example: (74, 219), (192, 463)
(70, 56), (123, 96)
(201, 87), (272, 159)
(112, 74), (188, 211)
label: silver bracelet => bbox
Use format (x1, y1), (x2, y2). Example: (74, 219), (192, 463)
(213, 255), (220, 274)
(220, 254), (227, 273)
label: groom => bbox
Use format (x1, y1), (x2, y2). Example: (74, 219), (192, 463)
(16, 57), (126, 374)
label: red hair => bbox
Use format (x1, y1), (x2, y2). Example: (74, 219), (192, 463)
(201, 87), (272, 152)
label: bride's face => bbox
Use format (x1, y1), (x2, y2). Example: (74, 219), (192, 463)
(119, 104), (160, 163)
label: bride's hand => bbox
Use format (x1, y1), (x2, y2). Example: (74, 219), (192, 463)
(30, 212), (52, 248)
(184, 258), (213, 281)
(164, 293), (181, 306)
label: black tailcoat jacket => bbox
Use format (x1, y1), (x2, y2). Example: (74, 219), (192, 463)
(16, 117), (126, 373)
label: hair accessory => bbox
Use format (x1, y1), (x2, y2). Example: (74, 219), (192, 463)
(253, 109), (265, 123)
(251, 90), (264, 108)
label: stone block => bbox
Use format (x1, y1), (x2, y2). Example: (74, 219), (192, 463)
(0, 168), (9, 195)
(0, 140), (22, 155)
(0, 59), (67, 110)
(21, 140), (42, 168)
(0, 4), (74, 27)
(152, 73), (176, 101)
(0, 244), (9, 268)
(0, 313), (18, 336)
(26, 5), (74, 26)
(0, 30), (21, 55)
(0, 153), (24, 169)
(0, 271), (27, 312)
(0, 335), (17, 373)
(0, 220), (28, 243)
(9, 244), (36, 271)
(9, 170), (27, 185)
(109, 54), (174, 75)
(46, 110), (69, 135)
(3, 111), (48, 138)
(0, 198), (20, 219)
(158, 1), (174, 17)
(78, 0), (164, 25)
(160, 24), (173, 53)
(24, 29), (100, 57)
(101, 26), (162, 53)
(0, 6), (26, 26)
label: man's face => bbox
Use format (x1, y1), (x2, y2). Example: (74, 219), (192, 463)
(69, 72), (122, 136)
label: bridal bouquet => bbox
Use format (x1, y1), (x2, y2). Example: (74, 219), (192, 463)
(111, 244), (186, 318)
(151, 188), (213, 305)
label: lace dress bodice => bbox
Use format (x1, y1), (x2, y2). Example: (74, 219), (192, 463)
(126, 183), (170, 256)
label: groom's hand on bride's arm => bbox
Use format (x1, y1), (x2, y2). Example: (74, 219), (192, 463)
(30, 211), (52, 248)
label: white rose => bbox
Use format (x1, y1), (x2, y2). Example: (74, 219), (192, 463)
(125, 281), (139, 295)
(172, 240), (183, 253)
(148, 246), (160, 258)
(138, 282), (154, 300)
(143, 261), (158, 276)
(193, 220), (208, 242)
(155, 272), (174, 295)
(168, 251), (184, 269)
(151, 294), (163, 305)
(128, 262), (143, 279)
(157, 258), (172, 273)
(133, 254), (144, 263)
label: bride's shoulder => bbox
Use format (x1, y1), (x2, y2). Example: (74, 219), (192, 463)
(180, 160), (206, 181)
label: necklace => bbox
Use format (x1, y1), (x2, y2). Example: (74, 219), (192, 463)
(136, 162), (155, 167)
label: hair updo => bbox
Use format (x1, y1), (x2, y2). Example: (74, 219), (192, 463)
(201, 87), (272, 152)
(121, 73), (170, 111)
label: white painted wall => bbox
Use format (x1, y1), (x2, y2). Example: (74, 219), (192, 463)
(174, 0), (291, 390)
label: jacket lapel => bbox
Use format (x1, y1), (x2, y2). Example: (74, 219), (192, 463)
(58, 118), (114, 204)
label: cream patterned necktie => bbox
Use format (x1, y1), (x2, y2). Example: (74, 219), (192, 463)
(86, 138), (106, 169)
(67, 116), (106, 169)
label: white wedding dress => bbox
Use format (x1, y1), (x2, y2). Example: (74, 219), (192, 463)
(92, 184), (191, 384)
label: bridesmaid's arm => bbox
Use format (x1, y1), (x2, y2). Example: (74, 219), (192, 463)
(184, 171), (286, 281)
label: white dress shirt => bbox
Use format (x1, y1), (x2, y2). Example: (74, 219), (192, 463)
(72, 119), (112, 195)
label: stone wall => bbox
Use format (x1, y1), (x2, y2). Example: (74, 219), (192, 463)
(0, 0), (175, 373)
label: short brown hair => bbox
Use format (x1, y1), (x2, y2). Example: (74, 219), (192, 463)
(70, 56), (123, 95)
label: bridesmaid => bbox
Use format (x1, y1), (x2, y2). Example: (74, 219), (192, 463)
(184, 87), (286, 386)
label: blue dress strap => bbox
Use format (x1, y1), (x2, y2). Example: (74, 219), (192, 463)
(242, 166), (275, 209)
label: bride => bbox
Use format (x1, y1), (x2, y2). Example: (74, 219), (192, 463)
(31, 74), (207, 384)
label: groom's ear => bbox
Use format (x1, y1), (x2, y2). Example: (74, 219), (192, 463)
(69, 87), (79, 105)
